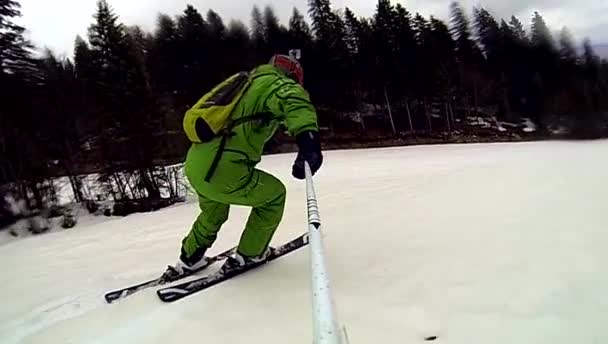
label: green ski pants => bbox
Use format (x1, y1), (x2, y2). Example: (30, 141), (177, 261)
(181, 146), (286, 258)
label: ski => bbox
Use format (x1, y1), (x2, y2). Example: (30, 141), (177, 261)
(157, 233), (309, 303)
(104, 246), (237, 304)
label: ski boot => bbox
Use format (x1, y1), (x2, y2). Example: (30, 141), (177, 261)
(220, 247), (275, 274)
(162, 247), (211, 281)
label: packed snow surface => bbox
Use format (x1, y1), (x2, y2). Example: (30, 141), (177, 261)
(2, 141), (608, 343)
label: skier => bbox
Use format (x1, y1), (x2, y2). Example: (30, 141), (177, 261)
(164, 54), (323, 278)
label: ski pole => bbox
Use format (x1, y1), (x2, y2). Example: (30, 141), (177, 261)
(305, 162), (345, 344)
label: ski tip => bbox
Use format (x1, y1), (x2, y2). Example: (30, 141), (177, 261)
(105, 295), (120, 304)
(157, 293), (178, 303)
(104, 292), (119, 304)
(157, 288), (188, 303)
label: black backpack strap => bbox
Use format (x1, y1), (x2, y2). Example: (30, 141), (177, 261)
(203, 112), (282, 183)
(204, 130), (231, 182)
(229, 112), (279, 127)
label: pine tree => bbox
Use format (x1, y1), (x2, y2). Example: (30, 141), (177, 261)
(498, 18), (518, 67)
(575, 39), (603, 133)
(73, 33), (96, 126)
(341, 7), (363, 97)
(430, 17), (458, 129)
(473, 7), (506, 118)
(2, 74), (38, 194)
(393, 4), (416, 114)
(175, 5), (208, 105)
(394, 4), (414, 49)
(499, 20), (512, 37)
(225, 20), (251, 71)
(531, 12), (554, 50)
(74, 36), (92, 76)
(343, 7), (360, 56)
(450, 2), (484, 116)
(251, 6), (264, 42)
(178, 6), (207, 41)
(499, 18), (517, 54)
(87, 0), (130, 105)
(307, 0), (350, 108)
(413, 13), (430, 46)
(206, 10), (231, 82)
(527, 11), (559, 129)
(37, 50), (87, 200)
(501, 16), (534, 118)
(373, 0), (397, 49)
(450, 2), (483, 65)
(429, 17), (456, 69)
(411, 13), (435, 129)
(226, 21), (250, 49)
(558, 27), (577, 64)
(308, 0), (348, 55)
(251, 6), (266, 58)
(373, 0), (398, 91)
(343, 9), (374, 104)
(149, 14), (180, 97)
(287, 7), (313, 79)
(582, 39), (601, 95)
(583, 39), (600, 74)
(206, 10), (226, 40)
(88, 0), (127, 60)
(263, 6), (288, 54)
(473, 7), (500, 60)
(87, 0), (162, 198)
(509, 16), (527, 43)
(288, 8), (312, 52)
(308, 0), (332, 41)
(125, 28), (164, 199)
(0, 0), (35, 76)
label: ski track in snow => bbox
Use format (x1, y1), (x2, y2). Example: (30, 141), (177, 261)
(2, 141), (608, 343)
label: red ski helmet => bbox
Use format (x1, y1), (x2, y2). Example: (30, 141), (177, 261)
(269, 54), (304, 85)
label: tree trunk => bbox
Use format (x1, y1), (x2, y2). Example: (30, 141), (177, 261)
(405, 99), (414, 133)
(384, 86), (397, 136)
(473, 78), (479, 117)
(20, 181), (31, 211)
(425, 101), (433, 131)
(449, 102), (456, 130)
(47, 179), (58, 204)
(69, 175), (83, 203)
(126, 173), (140, 199)
(141, 169), (160, 199)
(360, 112), (367, 133)
(173, 168), (180, 198)
(62, 137), (85, 203)
(114, 172), (128, 200)
(445, 103), (451, 133)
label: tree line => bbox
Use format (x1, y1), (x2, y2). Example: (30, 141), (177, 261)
(1, 0), (608, 219)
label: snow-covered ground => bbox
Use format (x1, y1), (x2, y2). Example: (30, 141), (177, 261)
(2, 141), (608, 343)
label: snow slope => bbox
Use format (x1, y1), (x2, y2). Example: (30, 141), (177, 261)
(2, 141), (608, 344)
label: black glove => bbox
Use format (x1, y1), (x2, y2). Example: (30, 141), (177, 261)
(292, 130), (323, 180)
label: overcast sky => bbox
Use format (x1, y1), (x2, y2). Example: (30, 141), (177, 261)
(17, 0), (607, 57)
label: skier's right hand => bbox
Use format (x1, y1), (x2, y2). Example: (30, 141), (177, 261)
(292, 131), (323, 180)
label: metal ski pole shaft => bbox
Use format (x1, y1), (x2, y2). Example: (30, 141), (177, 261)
(305, 162), (344, 344)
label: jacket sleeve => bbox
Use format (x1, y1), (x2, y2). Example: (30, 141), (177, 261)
(265, 81), (319, 136)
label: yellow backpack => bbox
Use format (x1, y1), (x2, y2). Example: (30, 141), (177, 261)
(183, 72), (251, 143)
